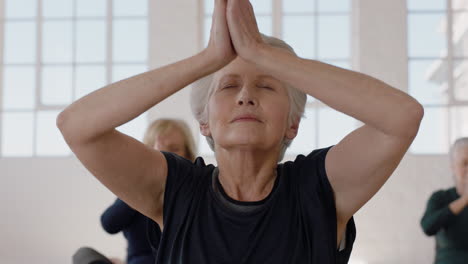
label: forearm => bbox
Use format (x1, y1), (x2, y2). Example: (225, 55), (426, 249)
(421, 206), (457, 236)
(420, 193), (466, 236)
(253, 45), (423, 139)
(449, 196), (468, 215)
(58, 50), (219, 144)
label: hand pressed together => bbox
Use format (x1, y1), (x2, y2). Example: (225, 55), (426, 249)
(205, 0), (266, 68)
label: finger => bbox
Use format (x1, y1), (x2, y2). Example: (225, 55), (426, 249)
(213, 0), (222, 18)
(211, 1), (225, 34)
(213, 0), (226, 19)
(247, 0), (255, 18)
(245, 1), (260, 33)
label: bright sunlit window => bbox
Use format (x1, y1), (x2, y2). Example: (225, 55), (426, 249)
(0, 0), (149, 157)
(407, 0), (468, 154)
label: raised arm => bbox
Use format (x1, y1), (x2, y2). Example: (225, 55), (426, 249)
(57, 0), (235, 226)
(225, 0), (423, 242)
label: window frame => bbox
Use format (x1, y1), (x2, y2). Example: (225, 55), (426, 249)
(407, 0), (468, 154)
(0, 0), (150, 157)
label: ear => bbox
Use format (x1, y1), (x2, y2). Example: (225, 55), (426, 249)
(200, 122), (211, 137)
(285, 118), (299, 140)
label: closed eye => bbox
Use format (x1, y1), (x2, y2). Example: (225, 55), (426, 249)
(259, 85), (273, 90)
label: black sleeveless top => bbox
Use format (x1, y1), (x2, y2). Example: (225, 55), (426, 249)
(149, 147), (356, 264)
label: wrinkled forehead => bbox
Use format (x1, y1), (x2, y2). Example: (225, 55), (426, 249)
(213, 57), (282, 84)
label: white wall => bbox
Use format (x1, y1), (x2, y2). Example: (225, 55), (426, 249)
(0, 0), (452, 263)
(0, 158), (121, 263)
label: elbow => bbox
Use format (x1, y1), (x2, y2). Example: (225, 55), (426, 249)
(100, 215), (120, 234)
(410, 101), (425, 122)
(56, 110), (71, 142)
(57, 108), (95, 146)
(56, 110), (78, 146)
(409, 102), (424, 137)
(399, 100), (424, 140)
(56, 110), (67, 132)
(422, 226), (437, 236)
(420, 218), (437, 236)
(101, 225), (120, 235)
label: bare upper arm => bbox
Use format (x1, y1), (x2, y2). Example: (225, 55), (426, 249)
(68, 129), (167, 226)
(326, 124), (414, 228)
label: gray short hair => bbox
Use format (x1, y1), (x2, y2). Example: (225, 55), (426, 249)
(451, 137), (468, 160)
(190, 34), (307, 161)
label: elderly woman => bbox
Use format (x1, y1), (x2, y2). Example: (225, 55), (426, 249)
(57, 0), (423, 263)
(421, 138), (468, 264)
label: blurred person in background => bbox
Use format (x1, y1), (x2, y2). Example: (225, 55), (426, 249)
(421, 137), (468, 264)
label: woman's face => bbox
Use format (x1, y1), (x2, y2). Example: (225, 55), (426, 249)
(153, 127), (187, 159)
(452, 146), (468, 194)
(201, 57), (298, 153)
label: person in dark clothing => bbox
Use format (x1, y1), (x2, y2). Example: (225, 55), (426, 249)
(73, 200), (157, 264)
(145, 147), (358, 263)
(101, 198), (158, 264)
(421, 137), (468, 264)
(73, 119), (196, 264)
(59, 0), (423, 263)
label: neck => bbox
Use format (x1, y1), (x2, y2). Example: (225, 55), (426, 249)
(215, 147), (279, 202)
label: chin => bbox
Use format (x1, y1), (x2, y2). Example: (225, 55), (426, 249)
(217, 134), (266, 148)
(229, 137), (264, 147)
(214, 127), (281, 147)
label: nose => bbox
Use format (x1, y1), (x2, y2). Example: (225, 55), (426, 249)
(237, 86), (257, 106)
(237, 98), (255, 106)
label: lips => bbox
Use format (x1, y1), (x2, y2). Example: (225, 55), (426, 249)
(231, 114), (261, 123)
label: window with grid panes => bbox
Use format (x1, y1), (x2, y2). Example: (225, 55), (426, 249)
(1, 0), (149, 157)
(407, 0), (468, 154)
(200, 0), (355, 157)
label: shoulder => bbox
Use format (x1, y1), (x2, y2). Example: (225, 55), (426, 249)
(161, 154), (214, 226)
(428, 187), (456, 204)
(114, 198), (132, 207)
(281, 146), (333, 176)
(104, 198), (132, 212)
(280, 147), (335, 204)
(162, 152), (197, 169)
(289, 146), (333, 165)
(282, 146), (333, 183)
(431, 187), (455, 198)
(162, 152), (211, 170)
(162, 152), (214, 191)
(162, 152), (214, 202)
(161, 152), (213, 181)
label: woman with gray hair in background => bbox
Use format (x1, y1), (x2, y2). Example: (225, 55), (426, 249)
(57, 0), (423, 263)
(421, 138), (468, 264)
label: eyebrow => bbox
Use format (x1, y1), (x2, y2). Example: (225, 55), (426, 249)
(218, 74), (279, 83)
